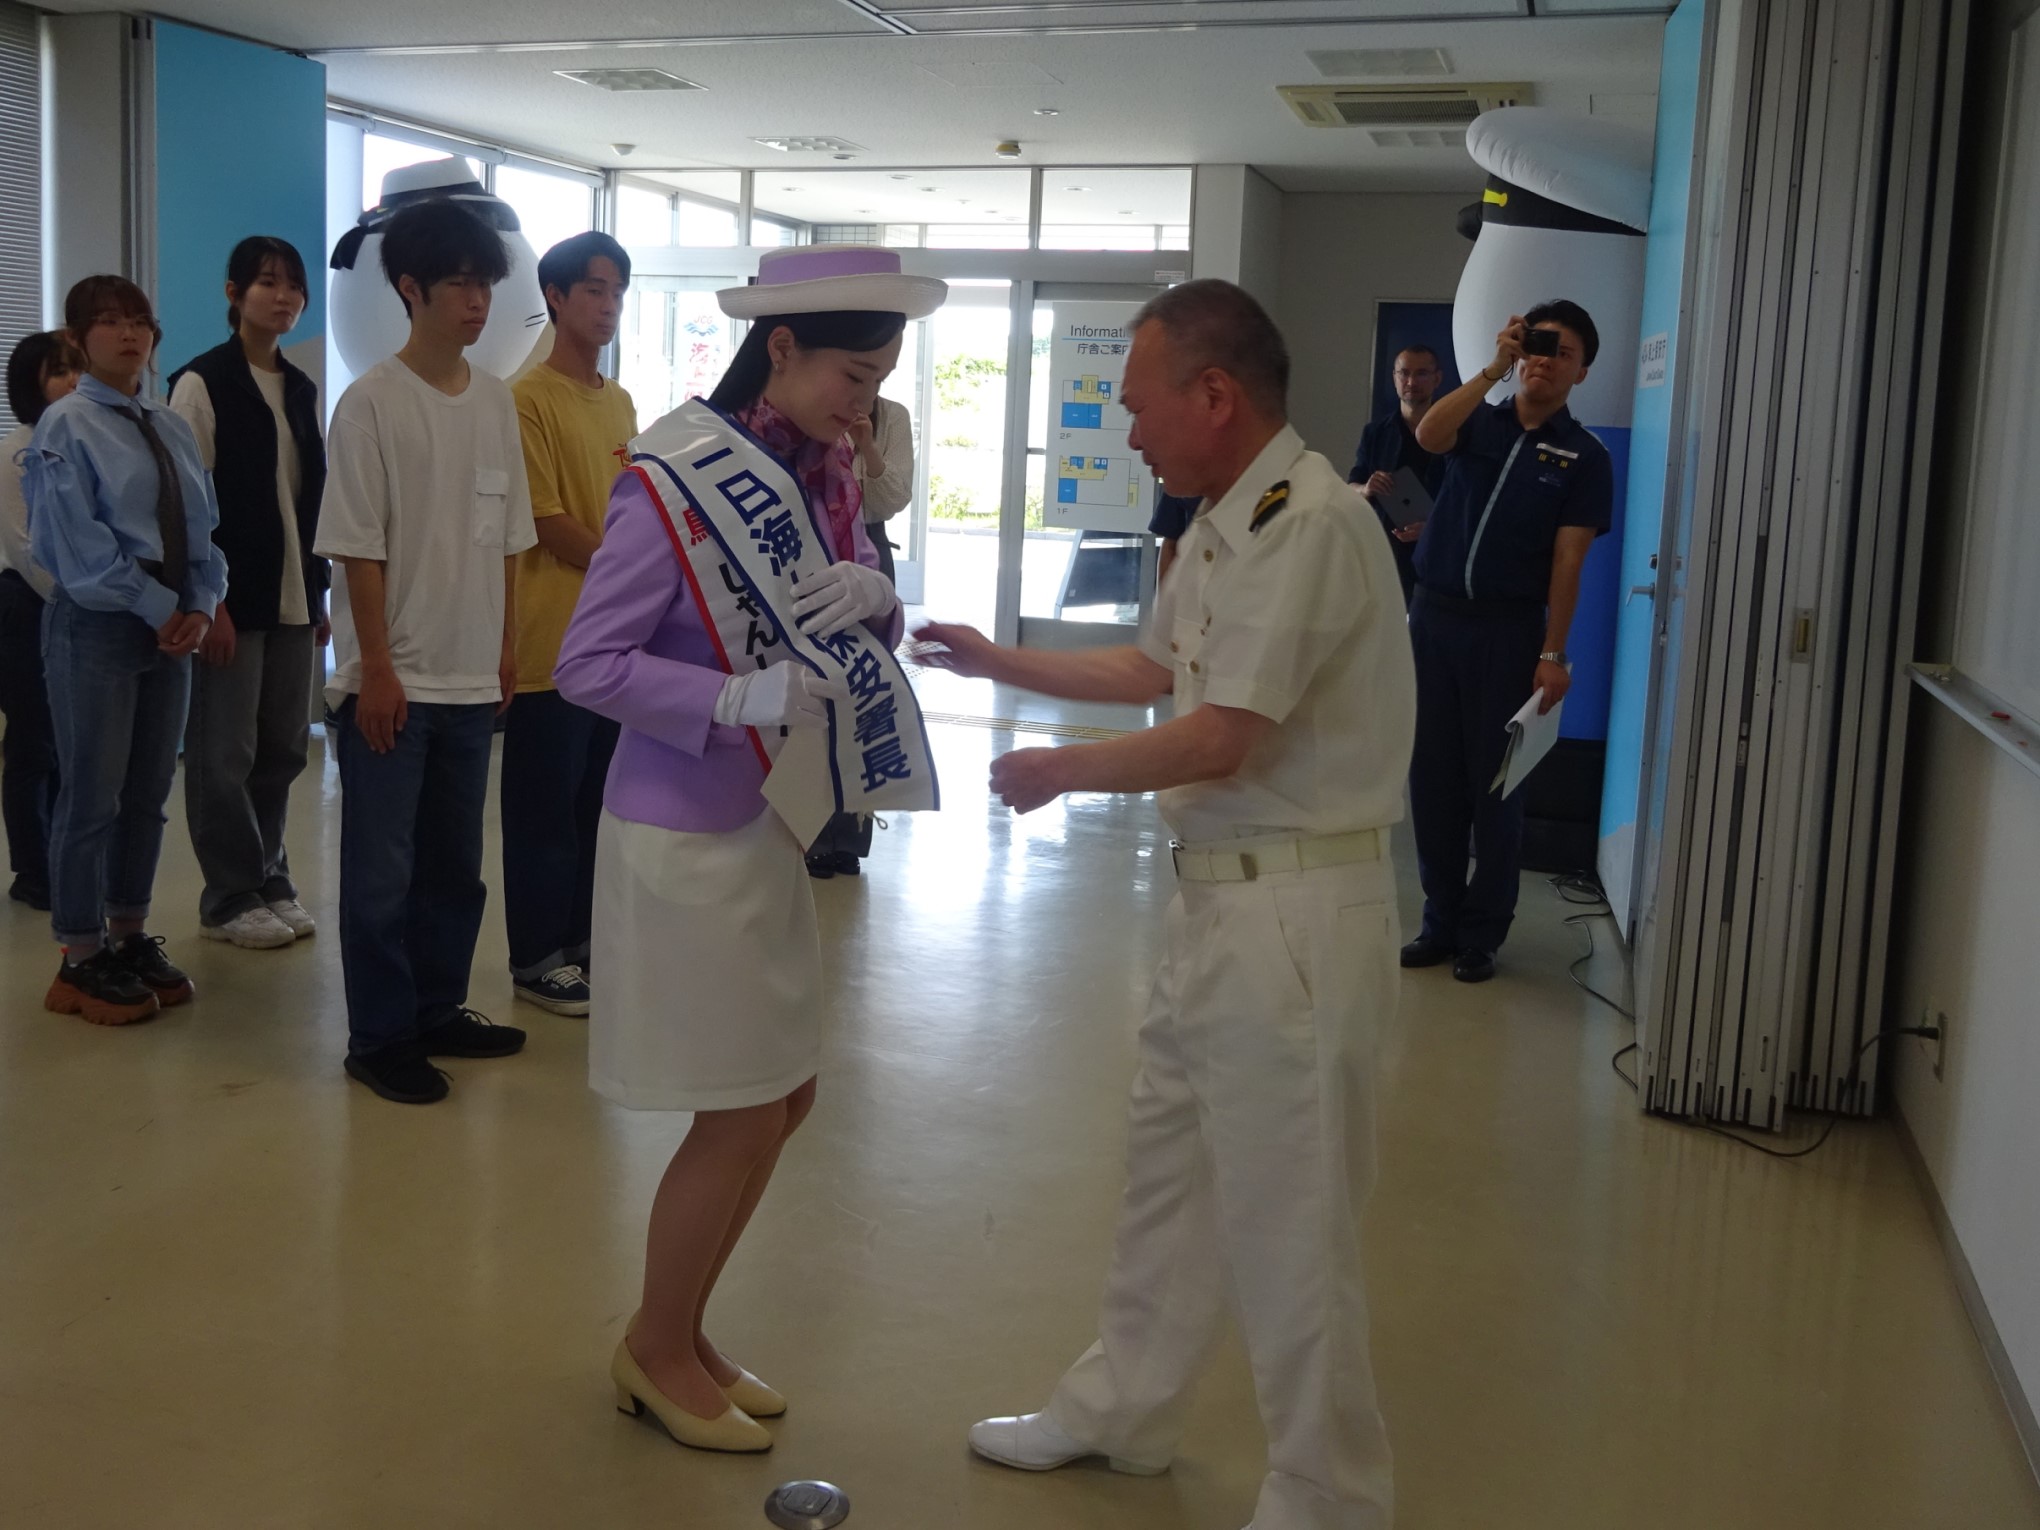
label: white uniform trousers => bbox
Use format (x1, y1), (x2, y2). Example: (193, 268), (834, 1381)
(1045, 850), (1399, 1530)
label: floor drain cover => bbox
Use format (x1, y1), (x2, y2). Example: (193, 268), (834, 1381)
(764, 1480), (850, 1529)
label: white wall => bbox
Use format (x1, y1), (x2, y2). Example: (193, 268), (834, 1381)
(42, 12), (134, 320)
(1889, 712), (2040, 1435)
(1238, 166), (1282, 310)
(1274, 192), (1473, 466)
(1887, 0), (2040, 1463)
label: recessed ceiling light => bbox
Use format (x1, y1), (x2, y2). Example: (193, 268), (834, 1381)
(1034, 107), (1060, 116)
(1064, 185), (1088, 192)
(555, 67), (702, 92)
(890, 173), (912, 180)
(752, 135), (865, 153)
(920, 186), (938, 193)
(1119, 209), (1133, 215)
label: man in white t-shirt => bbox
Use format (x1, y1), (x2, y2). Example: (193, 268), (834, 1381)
(315, 201), (538, 1105)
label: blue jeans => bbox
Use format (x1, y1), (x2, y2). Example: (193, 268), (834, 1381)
(334, 697), (495, 1055)
(499, 688), (617, 979)
(42, 595), (192, 946)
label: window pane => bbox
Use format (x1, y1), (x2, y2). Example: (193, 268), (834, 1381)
(752, 170), (1030, 252)
(640, 171), (743, 248)
(617, 184), (674, 246)
(1038, 168), (1192, 253)
(751, 217), (801, 247)
(361, 133), (480, 213)
(677, 199), (740, 247)
(617, 277), (743, 430)
(495, 163), (595, 260)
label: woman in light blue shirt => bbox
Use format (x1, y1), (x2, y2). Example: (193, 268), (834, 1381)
(24, 274), (227, 1025)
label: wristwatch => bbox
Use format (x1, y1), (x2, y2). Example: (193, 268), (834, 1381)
(1540, 651), (1569, 665)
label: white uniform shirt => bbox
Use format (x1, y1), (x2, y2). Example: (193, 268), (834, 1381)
(315, 357), (537, 709)
(1137, 425), (1415, 843)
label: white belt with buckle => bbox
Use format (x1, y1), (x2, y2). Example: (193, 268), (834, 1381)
(1170, 829), (1383, 883)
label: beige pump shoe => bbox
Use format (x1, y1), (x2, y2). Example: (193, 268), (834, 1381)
(721, 1368), (787, 1419)
(611, 1340), (773, 1454)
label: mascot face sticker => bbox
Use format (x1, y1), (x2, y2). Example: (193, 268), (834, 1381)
(330, 156), (548, 380)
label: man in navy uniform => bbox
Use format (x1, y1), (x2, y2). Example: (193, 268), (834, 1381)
(1404, 300), (1613, 984)
(1348, 343), (1448, 606)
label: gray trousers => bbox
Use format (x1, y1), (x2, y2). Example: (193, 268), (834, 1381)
(183, 623), (315, 927)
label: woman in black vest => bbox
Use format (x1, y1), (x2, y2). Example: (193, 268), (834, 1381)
(168, 236), (330, 949)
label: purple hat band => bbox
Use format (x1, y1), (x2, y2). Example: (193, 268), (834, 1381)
(755, 246), (905, 285)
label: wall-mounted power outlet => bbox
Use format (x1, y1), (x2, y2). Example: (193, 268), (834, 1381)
(1928, 1007), (1949, 1080)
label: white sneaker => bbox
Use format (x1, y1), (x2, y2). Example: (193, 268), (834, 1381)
(201, 906), (297, 949)
(266, 899), (316, 937)
(967, 1412), (1168, 1477)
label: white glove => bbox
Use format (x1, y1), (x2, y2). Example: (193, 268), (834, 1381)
(713, 663), (830, 729)
(791, 559), (897, 638)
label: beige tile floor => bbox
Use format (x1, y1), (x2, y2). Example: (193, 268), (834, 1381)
(2, 683), (2036, 1530)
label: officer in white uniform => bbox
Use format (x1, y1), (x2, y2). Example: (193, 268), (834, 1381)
(915, 278), (1415, 1530)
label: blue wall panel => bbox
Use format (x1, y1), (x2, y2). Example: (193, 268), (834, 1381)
(1599, 0), (1705, 894)
(153, 23), (326, 379)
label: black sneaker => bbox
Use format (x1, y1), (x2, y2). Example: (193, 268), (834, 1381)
(805, 852), (836, 880)
(45, 948), (159, 1026)
(8, 876), (50, 911)
(345, 1042), (451, 1104)
(831, 851), (862, 877)
(1453, 949), (1498, 984)
(420, 1008), (527, 1058)
(1400, 936), (1454, 969)
(112, 933), (195, 1007)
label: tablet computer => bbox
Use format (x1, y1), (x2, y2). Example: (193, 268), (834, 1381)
(1381, 465), (1433, 529)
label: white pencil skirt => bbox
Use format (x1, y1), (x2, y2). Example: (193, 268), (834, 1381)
(590, 807), (823, 1112)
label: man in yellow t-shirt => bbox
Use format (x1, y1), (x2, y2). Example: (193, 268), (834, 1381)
(500, 232), (637, 1017)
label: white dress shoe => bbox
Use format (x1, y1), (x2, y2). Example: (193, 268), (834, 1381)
(967, 1412), (1168, 1477)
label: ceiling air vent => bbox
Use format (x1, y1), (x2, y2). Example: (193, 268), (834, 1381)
(1368, 128), (1467, 151)
(752, 135), (866, 153)
(555, 68), (702, 92)
(1278, 83), (1530, 130)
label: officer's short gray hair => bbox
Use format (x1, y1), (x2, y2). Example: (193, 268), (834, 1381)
(1133, 279), (1290, 419)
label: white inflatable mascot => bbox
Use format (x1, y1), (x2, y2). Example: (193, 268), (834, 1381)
(329, 157), (548, 381)
(1451, 106), (1652, 864)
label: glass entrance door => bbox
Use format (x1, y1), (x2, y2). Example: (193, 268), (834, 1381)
(1016, 283), (1170, 649)
(892, 279), (1012, 628)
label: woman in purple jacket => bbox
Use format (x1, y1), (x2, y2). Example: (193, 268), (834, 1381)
(556, 248), (945, 1455)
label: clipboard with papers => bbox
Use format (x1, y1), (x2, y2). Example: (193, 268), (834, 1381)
(1492, 688), (1564, 798)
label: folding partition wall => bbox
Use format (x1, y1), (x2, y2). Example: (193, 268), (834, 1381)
(1629, 0), (1967, 1126)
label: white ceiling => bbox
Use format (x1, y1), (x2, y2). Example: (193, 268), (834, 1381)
(42, 0), (1672, 193)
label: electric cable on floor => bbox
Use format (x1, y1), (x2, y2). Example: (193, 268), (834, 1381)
(1546, 873), (1938, 1161)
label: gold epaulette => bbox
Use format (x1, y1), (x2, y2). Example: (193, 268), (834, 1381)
(1249, 480), (1290, 534)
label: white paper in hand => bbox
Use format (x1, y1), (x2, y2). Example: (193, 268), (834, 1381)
(762, 724), (839, 848)
(1492, 689), (1564, 799)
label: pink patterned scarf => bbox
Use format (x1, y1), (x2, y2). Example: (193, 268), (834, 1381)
(736, 395), (863, 561)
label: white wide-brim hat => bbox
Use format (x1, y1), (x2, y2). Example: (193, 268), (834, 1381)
(718, 246), (949, 321)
